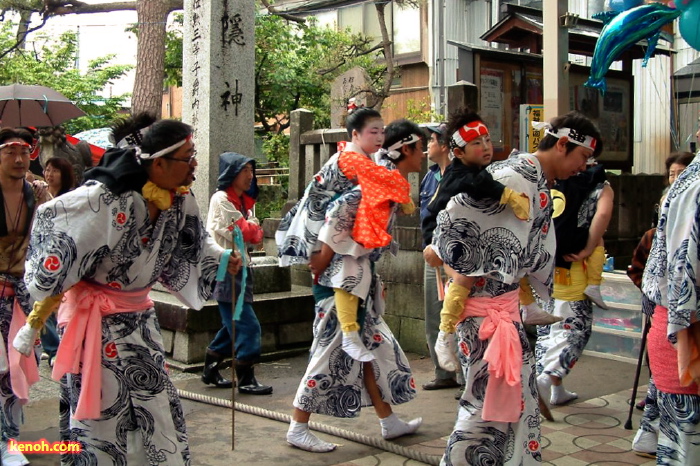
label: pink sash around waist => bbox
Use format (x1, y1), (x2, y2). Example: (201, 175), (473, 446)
(3, 285), (40, 405)
(52, 281), (154, 420)
(460, 289), (523, 423)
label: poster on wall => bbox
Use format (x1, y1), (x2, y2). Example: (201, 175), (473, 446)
(480, 68), (504, 148)
(571, 74), (630, 163)
(520, 104), (544, 153)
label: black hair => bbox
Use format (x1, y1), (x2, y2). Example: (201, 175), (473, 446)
(0, 127), (33, 146)
(111, 112), (158, 147)
(383, 119), (423, 163)
(445, 107), (484, 149)
(345, 107), (382, 138)
(665, 151), (694, 175)
(537, 111), (603, 158)
(45, 157), (76, 196)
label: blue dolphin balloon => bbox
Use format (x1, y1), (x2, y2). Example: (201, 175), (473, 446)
(586, 3), (681, 93)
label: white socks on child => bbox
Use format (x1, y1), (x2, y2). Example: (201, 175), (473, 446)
(584, 285), (609, 310)
(380, 413), (423, 440)
(537, 374), (578, 406)
(342, 332), (375, 362)
(521, 303), (563, 326)
(286, 421), (336, 452)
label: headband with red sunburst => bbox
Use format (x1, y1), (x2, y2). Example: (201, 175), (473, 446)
(451, 121), (489, 148)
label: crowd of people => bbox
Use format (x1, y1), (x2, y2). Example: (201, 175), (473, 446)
(0, 105), (695, 465)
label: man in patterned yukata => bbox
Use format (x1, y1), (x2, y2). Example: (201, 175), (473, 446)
(14, 114), (241, 465)
(0, 128), (52, 466)
(535, 163), (613, 406)
(281, 119), (424, 453)
(641, 140), (700, 465)
(425, 112), (602, 465)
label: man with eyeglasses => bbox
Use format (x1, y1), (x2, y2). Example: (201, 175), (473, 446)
(0, 127), (52, 466)
(15, 114), (242, 465)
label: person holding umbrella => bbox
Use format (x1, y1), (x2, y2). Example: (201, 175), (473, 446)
(0, 127), (52, 466)
(202, 152), (272, 395)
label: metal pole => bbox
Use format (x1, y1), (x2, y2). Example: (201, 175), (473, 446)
(624, 314), (651, 430)
(437, 0), (445, 116)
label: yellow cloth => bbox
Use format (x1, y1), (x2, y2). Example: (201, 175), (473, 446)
(440, 282), (471, 333)
(552, 261), (587, 301)
(335, 288), (360, 333)
(400, 198), (416, 215)
(26, 294), (64, 330)
(518, 277), (535, 306)
(141, 181), (191, 210)
(500, 187), (530, 221)
(585, 246), (606, 286)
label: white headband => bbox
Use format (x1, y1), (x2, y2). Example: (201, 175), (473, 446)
(532, 122), (598, 152)
(138, 135), (192, 160)
(377, 133), (421, 160)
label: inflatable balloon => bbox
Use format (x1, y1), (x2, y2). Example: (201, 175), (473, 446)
(679, 1), (700, 50)
(586, 4), (681, 93)
(673, 0), (696, 11)
(606, 0), (644, 12)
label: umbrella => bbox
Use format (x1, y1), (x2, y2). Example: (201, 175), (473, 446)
(72, 128), (114, 165)
(0, 84), (85, 128)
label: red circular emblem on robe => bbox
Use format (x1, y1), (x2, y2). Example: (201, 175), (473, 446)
(43, 255), (61, 272)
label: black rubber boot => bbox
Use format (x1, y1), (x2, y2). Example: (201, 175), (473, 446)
(235, 363), (273, 395)
(201, 351), (233, 388)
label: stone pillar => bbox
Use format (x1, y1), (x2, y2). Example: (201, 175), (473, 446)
(286, 108), (314, 208)
(447, 80), (478, 114)
(182, 0), (255, 214)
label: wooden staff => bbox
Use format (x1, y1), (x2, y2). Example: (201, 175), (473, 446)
(231, 279), (236, 451)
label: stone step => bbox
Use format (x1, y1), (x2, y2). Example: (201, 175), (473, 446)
(151, 284), (315, 365)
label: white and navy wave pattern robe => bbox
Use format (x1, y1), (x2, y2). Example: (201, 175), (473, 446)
(293, 182), (417, 417)
(535, 180), (607, 379)
(24, 180), (222, 466)
(432, 153), (554, 466)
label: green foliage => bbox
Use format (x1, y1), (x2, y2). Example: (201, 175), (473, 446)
(164, 13), (184, 88)
(404, 97), (444, 123)
(261, 133), (290, 167)
(0, 23), (132, 133)
(255, 15), (385, 133)
(162, 10), (385, 134)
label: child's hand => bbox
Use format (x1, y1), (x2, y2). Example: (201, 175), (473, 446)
(423, 245), (443, 267)
(564, 247), (594, 263)
(308, 242), (334, 277)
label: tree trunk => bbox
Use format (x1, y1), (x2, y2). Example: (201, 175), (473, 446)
(15, 9), (32, 51)
(132, 0), (171, 117)
(373, 2), (395, 112)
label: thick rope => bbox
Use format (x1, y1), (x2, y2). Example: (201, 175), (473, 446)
(178, 389), (441, 465)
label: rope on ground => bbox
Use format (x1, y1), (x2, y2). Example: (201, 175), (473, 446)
(177, 389), (442, 466)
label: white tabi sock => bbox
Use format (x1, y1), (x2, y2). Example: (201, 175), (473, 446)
(536, 374), (553, 406)
(286, 420), (336, 453)
(551, 383), (578, 405)
(379, 413), (423, 440)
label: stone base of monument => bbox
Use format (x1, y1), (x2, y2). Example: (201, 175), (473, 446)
(152, 255), (315, 366)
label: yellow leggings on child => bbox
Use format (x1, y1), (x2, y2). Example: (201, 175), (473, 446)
(335, 288), (360, 333)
